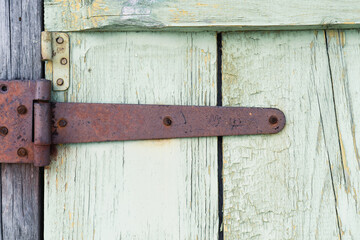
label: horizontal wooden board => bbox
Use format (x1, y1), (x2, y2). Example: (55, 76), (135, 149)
(44, 0), (360, 32)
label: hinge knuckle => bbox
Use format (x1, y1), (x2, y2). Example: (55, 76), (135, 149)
(33, 145), (51, 167)
(41, 31), (52, 61)
(34, 102), (51, 145)
(35, 79), (51, 101)
(34, 102), (51, 167)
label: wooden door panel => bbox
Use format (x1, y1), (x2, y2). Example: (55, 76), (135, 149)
(326, 29), (360, 239)
(222, 31), (341, 239)
(44, 32), (219, 239)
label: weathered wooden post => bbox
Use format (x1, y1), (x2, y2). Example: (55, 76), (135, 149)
(0, 0), (43, 239)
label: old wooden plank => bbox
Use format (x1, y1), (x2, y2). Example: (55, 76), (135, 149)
(0, 0), (43, 239)
(44, 32), (219, 239)
(44, 0), (360, 32)
(326, 29), (360, 239)
(222, 31), (341, 239)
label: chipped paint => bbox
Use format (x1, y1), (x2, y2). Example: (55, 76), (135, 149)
(44, 32), (218, 239)
(45, 0), (360, 31)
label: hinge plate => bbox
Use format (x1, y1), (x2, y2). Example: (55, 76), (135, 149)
(0, 80), (51, 165)
(0, 79), (286, 166)
(41, 31), (70, 91)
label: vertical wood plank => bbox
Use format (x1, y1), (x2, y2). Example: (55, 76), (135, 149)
(222, 31), (341, 239)
(326, 29), (360, 239)
(45, 32), (219, 239)
(0, 0), (42, 239)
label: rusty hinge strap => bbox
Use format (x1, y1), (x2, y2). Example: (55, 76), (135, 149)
(52, 103), (285, 144)
(0, 80), (286, 166)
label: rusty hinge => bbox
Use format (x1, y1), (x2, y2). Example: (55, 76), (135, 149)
(0, 79), (286, 166)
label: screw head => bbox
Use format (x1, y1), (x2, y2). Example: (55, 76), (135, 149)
(17, 148), (27, 157)
(0, 84), (8, 93)
(163, 117), (172, 126)
(60, 58), (68, 65)
(56, 37), (64, 44)
(0, 127), (8, 136)
(17, 105), (27, 115)
(56, 78), (64, 86)
(269, 115), (278, 125)
(58, 119), (67, 127)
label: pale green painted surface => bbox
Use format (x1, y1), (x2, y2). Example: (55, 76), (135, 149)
(326, 30), (360, 239)
(43, 1), (360, 238)
(44, 0), (360, 32)
(44, 32), (219, 239)
(222, 30), (360, 239)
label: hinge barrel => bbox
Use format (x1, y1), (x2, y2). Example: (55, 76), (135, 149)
(34, 102), (51, 166)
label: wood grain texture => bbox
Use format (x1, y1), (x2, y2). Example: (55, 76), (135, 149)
(44, 32), (219, 239)
(0, 0), (42, 239)
(326, 30), (360, 239)
(222, 31), (342, 239)
(44, 0), (360, 32)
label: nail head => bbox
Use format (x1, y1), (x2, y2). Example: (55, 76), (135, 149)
(56, 37), (64, 44)
(269, 115), (278, 125)
(0, 127), (8, 136)
(60, 58), (68, 65)
(17, 148), (27, 157)
(58, 119), (67, 127)
(163, 117), (172, 126)
(17, 105), (27, 115)
(56, 78), (64, 86)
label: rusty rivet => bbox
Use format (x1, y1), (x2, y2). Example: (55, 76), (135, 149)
(56, 37), (64, 44)
(0, 85), (8, 93)
(17, 105), (27, 115)
(58, 119), (67, 127)
(163, 117), (172, 126)
(17, 148), (27, 157)
(269, 115), (278, 125)
(0, 127), (8, 136)
(56, 78), (64, 86)
(60, 58), (68, 65)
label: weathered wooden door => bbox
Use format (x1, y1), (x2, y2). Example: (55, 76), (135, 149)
(42, 1), (360, 239)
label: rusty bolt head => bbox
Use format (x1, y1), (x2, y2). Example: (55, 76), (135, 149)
(269, 115), (278, 125)
(56, 37), (64, 44)
(17, 148), (27, 157)
(163, 117), (172, 126)
(0, 127), (8, 136)
(56, 78), (64, 86)
(58, 119), (67, 127)
(60, 58), (68, 65)
(17, 105), (27, 115)
(0, 84), (8, 93)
